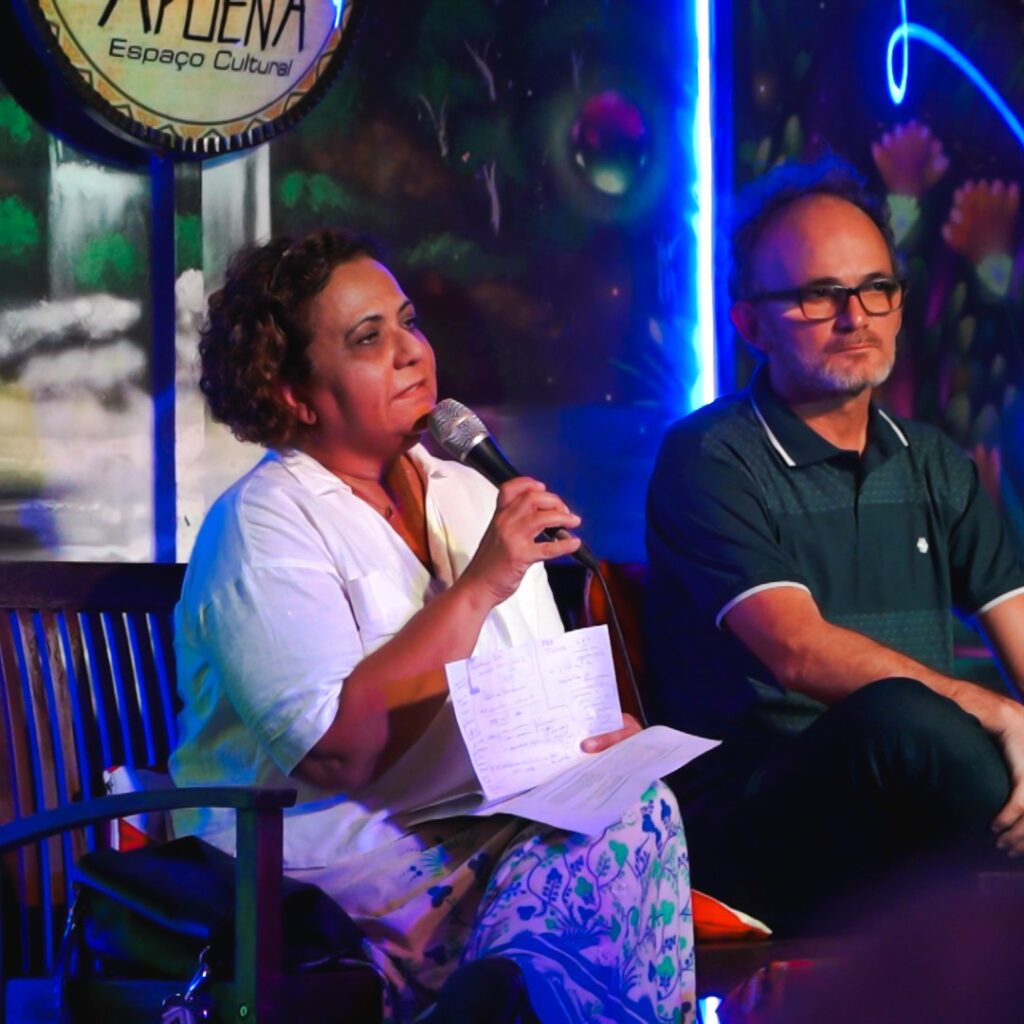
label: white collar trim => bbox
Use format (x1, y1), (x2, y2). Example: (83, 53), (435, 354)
(750, 397), (911, 468)
(749, 395), (796, 468)
(876, 408), (910, 447)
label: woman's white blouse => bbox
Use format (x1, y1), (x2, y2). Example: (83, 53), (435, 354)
(169, 445), (565, 868)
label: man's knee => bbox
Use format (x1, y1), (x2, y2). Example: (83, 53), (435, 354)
(840, 677), (983, 749)
(833, 677), (1009, 820)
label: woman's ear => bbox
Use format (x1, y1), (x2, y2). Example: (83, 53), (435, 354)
(279, 382), (317, 426)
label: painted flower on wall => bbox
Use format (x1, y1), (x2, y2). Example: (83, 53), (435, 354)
(871, 121), (949, 245)
(871, 121), (949, 196)
(942, 180), (1020, 297)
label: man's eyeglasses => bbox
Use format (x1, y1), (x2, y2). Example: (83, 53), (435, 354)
(745, 278), (906, 321)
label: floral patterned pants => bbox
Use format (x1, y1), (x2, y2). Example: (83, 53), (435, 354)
(295, 780), (695, 1024)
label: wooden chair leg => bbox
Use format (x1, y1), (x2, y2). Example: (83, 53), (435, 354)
(235, 806), (284, 1024)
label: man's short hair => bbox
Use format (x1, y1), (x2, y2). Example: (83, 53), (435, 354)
(728, 156), (899, 301)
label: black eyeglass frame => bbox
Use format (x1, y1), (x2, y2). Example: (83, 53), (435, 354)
(745, 277), (907, 321)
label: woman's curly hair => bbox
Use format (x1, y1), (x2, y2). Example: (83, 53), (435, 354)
(199, 228), (380, 448)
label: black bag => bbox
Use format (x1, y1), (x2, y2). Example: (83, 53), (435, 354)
(72, 836), (366, 980)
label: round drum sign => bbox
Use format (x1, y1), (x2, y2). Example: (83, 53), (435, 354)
(14, 0), (363, 155)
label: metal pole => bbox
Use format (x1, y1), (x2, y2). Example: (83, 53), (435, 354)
(149, 154), (177, 564)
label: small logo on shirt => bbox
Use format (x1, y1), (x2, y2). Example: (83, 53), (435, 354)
(916, 537), (929, 554)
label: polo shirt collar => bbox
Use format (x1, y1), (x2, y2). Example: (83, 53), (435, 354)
(272, 443), (453, 497)
(747, 363), (909, 468)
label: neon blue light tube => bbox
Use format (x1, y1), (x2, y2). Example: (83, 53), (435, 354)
(691, 0), (717, 409)
(887, 12), (1024, 150)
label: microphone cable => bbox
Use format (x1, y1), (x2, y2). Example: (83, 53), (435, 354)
(586, 563), (649, 728)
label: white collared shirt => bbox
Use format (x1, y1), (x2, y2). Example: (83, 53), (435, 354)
(170, 444), (565, 868)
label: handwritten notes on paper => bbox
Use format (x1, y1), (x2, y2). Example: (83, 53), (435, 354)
(445, 625), (622, 802)
(372, 624), (720, 835)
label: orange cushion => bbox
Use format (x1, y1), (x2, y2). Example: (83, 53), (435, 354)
(693, 888), (772, 941)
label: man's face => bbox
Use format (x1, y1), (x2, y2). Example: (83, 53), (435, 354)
(731, 195), (902, 404)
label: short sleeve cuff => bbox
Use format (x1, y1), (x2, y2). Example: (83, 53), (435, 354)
(976, 584), (1024, 616)
(262, 686), (341, 776)
(715, 581), (812, 629)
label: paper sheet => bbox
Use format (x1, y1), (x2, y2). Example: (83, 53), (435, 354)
(400, 725), (720, 835)
(486, 725), (719, 834)
(365, 626), (720, 836)
(445, 625), (623, 801)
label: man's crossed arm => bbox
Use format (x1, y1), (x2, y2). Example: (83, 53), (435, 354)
(725, 587), (1024, 856)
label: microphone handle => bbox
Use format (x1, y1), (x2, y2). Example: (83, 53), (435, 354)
(463, 437), (599, 571)
(463, 435), (520, 485)
(548, 531), (600, 572)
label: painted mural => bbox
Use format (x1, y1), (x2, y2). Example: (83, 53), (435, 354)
(0, 94), (154, 559)
(730, 0), (1024, 545)
(1, 0), (697, 563)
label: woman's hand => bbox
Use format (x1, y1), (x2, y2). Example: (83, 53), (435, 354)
(457, 477), (582, 610)
(581, 713), (643, 754)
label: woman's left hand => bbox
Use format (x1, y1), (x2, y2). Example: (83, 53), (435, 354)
(580, 713), (643, 754)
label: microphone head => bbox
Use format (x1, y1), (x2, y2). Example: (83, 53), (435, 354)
(428, 399), (489, 461)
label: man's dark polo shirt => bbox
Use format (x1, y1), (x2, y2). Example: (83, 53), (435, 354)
(646, 366), (1024, 743)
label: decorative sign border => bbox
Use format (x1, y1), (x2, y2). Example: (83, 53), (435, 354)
(13, 0), (363, 157)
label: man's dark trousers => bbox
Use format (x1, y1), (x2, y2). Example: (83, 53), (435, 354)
(668, 678), (1012, 933)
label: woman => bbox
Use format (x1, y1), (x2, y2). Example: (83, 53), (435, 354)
(170, 228), (695, 1023)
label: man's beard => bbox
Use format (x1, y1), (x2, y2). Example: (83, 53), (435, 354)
(778, 342), (895, 396)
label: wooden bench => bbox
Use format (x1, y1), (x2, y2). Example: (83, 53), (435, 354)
(0, 562), (379, 1024)
(0, 558), (817, 1023)
(0, 561), (186, 995)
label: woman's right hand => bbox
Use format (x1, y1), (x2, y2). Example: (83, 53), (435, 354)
(457, 477), (581, 609)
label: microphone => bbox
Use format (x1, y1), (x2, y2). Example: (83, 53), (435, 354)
(428, 398), (599, 570)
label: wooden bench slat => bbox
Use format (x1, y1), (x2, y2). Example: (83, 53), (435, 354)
(147, 610), (179, 761)
(0, 562), (186, 980)
(14, 610), (69, 970)
(39, 611), (81, 812)
(79, 610), (124, 769)
(54, 611), (103, 857)
(100, 611), (145, 768)
(0, 611), (45, 975)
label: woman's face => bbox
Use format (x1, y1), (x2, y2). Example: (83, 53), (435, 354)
(289, 257), (437, 463)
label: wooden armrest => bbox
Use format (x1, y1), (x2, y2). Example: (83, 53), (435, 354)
(0, 786), (294, 1011)
(0, 787), (297, 854)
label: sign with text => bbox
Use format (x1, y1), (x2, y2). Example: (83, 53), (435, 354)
(14, 0), (362, 156)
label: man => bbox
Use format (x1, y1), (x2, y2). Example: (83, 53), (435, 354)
(646, 160), (1024, 933)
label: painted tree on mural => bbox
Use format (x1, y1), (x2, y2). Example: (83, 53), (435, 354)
(400, 0), (495, 185)
(0, 92), (46, 299)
